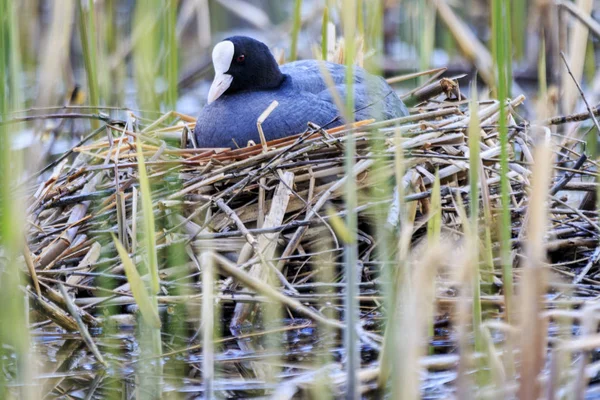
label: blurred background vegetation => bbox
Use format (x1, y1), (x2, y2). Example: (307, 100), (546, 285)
(6, 0), (599, 125)
(1, 0), (600, 398)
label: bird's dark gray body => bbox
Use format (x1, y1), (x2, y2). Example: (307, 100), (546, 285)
(194, 59), (408, 148)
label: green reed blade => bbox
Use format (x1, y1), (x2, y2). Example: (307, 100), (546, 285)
(290, 0), (302, 61)
(511, 0), (526, 60)
(418, 0), (435, 84)
(357, 0), (364, 37)
(427, 171), (441, 244)
(492, 0), (516, 383)
(165, 0), (178, 110)
(492, 0), (513, 323)
(113, 234), (161, 329)
(342, 0), (358, 398)
(0, 1), (33, 397)
(467, 84), (491, 385)
(135, 136), (159, 295)
(321, 6), (329, 60)
(77, 0), (100, 127)
(133, 1), (161, 112)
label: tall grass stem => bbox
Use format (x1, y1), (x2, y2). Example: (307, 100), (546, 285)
(342, 0), (358, 398)
(290, 0), (302, 61)
(77, 0), (100, 127)
(166, 0), (178, 110)
(321, 6), (329, 60)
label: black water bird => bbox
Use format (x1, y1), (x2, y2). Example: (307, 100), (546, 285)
(194, 36), (408, 148)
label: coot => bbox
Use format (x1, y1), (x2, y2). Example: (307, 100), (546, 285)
(194, 36), (408, 148)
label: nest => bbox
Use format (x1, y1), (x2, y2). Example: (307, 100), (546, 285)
(22, 85), (600, 397)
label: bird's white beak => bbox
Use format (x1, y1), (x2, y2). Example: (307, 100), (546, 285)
(207, 40), (235, 104)
(207, 72), (233, 104)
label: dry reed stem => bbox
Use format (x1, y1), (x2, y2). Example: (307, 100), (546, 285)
(58, 284), (107, 367)
(518, 133), (553, 400)
(430, 0), (494, 86)
(212, 252), (344, 330)
(561, 0), (593, 114)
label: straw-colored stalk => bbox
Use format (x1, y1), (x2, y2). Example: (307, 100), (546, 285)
(310, 236), (336, 399)
(537, 37), (549, 114)
(36, 0), (74, 108)
(393, 245), (445, 400)
(467, 87), (485, 354)
(518, 130), (553, 399)
(201, 250), (215, 399)
(431, 0), (494, 87)
(377, 127), (413, 391)
(562, 0), (593, 114)
(418, 0), (436, 84)
(453, 194), (475, 396)
(363, 128), (395, 393)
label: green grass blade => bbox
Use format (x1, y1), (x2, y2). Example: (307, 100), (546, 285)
(427, 171), (441, 244)
(326, 206), (354, 244)
(165, 0), (178, 110)
(492, 0), (516, 382)
(357, 0), (364, 37)
(0, 2), (33, 396)
(112, 234), (161, 329)
(511, 0), (526, 60)
(364, 0), (383, 74)
(290, 0), (302, 61)
(492, 0), (513, 323)
(321, 6), (329, 61)
(468, 84), (480, 243)
(135, 133), (159, 294)
(466, 86), (491, 385)
(418, 0), (435, 84)
(86, 0), (99, 100)
(426, 171), (441, 356)
(342, 0), (358, 397)
(467, 86), (483, 306)
(77, 0), (100, 126)
(504, 0), (513, 97)
(133, 1), (161, 112)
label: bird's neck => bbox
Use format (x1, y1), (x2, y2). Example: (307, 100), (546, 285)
(255, 67), (284, 90)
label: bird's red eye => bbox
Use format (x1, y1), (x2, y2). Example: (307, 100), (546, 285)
(236, 54), (245, 63)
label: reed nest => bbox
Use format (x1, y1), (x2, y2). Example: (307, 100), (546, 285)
(22, 84), (600, 397)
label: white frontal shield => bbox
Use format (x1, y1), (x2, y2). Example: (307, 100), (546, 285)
(207, 41), (235, 104)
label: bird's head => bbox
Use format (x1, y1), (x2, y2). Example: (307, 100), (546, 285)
(207, 36), (284, 104)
